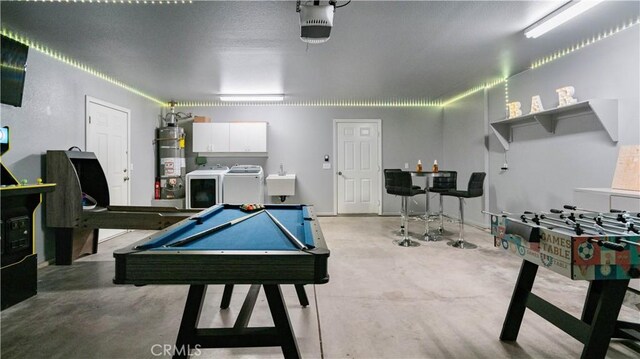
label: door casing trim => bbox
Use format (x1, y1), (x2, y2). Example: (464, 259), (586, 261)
(332, 119), (382, 216)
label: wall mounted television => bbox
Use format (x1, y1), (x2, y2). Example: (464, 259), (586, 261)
(1, 35), (29, 107)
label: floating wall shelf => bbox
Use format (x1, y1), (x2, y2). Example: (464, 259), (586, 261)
(490, 99), (618, 150)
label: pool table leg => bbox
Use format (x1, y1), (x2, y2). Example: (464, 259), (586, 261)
(172, 284), (302, 358)
(220, 284), (234, 309)
(264, 284), (301, 359)
(233, 285), (261, 329)
(295, 285), (309, 307)
(173, 284), (207, 359)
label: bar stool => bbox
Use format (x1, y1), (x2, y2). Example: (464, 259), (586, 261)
(384, 169), (403, 236)
(441, 172), (486, 249)
(385, 169), (421, 237)
(384, 170), (425, 247)
(428, 171), (457, 235)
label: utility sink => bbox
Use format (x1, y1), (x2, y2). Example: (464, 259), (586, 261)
(266, 174), (296, 196)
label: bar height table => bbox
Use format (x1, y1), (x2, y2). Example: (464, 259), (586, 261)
(410, 171), (452, 241)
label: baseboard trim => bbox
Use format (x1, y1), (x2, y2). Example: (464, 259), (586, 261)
(316, 212), (336, 216)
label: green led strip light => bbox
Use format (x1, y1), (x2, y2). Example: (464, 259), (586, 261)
(447, 17), (640, 108)
(504, 78), (509, 105)
(7, 0), (193, 4)
(531, 16), (640, 69)
(0, 63), (26, 72)
(504, 77), (509, 115)
(2, 16), (637, 109)
(441, 78), (506, 106)
(1, 28), (166, 105)
(173, 99), (443, 108)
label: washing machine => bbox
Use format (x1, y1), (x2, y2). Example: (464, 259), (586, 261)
(185, 166), (229, 209)
(223, 165), (264, 204)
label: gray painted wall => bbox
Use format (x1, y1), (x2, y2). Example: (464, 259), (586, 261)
(487, 28), (639, 214)
(442, 91), (488, 226)
(441, 27), (639, 226)
(179, 106), (443, 216)
(1, 51), (161, 263)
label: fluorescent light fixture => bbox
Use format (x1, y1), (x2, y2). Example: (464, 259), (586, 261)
(525, 0), (604, 39)
(219, 95), (284, 102)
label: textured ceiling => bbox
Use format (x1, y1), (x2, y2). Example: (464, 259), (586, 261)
(2, 1), (639, 103)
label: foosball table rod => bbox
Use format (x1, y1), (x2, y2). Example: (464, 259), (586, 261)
(537, 211), (637, 249)
(522, 211), (592, 236)
(513, 211), (632, 251)
(555, 208), (632, 226)
(548, 211), (628, 236)
(576, 213), (638, 234)
(564, 205), (639, 221)
(486, 210), (583, 236)
(548, 207), (638, 235)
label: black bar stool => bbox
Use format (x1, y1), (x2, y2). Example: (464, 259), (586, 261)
(428, 171), (457, 235)
(385, 169), (422, 237)
(441, 172), (486, 249)
(384, 170), (425, 247)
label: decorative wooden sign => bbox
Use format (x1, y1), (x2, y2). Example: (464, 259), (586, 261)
(612, 145), (640, 191)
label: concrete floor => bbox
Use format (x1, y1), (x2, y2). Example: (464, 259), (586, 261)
(1, 216), (639, 358)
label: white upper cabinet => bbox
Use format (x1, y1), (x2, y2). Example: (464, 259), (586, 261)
(192, 122), (267, 155)
(229, 122), (267, 152)
(192, 122), (230, 152)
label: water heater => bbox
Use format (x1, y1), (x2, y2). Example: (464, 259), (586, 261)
(156, 104), (190, 199)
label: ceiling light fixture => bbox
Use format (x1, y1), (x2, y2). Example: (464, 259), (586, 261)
(524, 0), (604, 39)
(219, 95), (285, 102)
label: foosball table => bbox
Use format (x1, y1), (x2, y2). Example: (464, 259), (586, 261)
(487, 205), (640, 359)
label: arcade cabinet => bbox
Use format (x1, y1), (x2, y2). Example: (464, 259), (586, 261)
(1, 126), (56, 310)
(45, 150), (197, 265)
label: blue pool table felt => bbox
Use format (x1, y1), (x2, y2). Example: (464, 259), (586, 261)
(139, 205), (315, 251)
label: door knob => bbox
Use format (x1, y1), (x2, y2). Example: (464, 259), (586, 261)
(123, 176), (130, 181)
(337, 171), (343, 176)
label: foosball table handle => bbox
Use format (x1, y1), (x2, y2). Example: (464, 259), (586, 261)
(592, 239), (625, 252)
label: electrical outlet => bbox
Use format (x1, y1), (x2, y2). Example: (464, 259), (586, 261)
(404, 163), (409, 169)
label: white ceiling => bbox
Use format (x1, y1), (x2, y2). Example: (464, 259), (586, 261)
(2, 1), (638, 103)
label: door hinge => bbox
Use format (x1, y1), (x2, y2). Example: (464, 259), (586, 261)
(88, 116), (91, 124)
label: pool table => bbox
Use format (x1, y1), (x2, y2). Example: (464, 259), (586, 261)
(114, 203), (330, 359)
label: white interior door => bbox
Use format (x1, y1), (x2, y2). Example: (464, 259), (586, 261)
(86, 96), (131, 241)
(336, 120), (381, 214)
